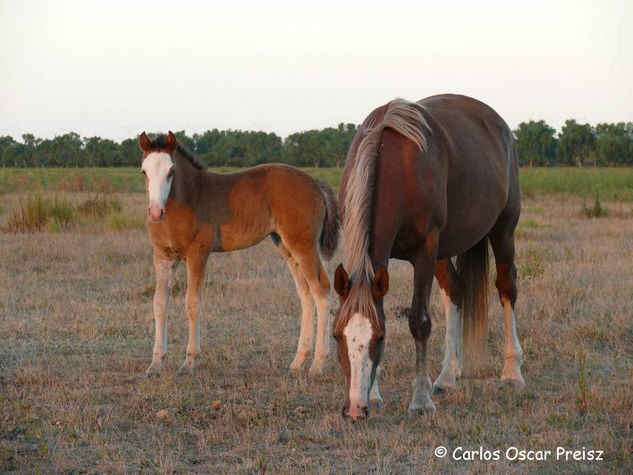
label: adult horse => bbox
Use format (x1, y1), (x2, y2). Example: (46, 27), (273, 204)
(332, 94), (525, 420)
(139, 132), (339, 377)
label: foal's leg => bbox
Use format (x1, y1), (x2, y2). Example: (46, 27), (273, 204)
(432, 259), (463, 393)
(291, 247), (331, 376)
(304, 256), (331, 376)
(277, 243), (315, 373)
(147, 250), (179, 377)
(489, 222), (525, 387)
(178, 252), (209, 376)
(407, 237), (439, 416)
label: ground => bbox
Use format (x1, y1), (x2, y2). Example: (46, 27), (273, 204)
(0, 173), (632, 473)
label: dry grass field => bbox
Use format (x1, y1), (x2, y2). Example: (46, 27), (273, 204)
(1, 171), (632, 472)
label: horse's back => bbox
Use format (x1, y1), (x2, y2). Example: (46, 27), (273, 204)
(419, 94), (519, 257)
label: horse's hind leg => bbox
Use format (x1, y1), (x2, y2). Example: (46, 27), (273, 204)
(147, 250), (179, 377)
(277, 243), (315, 373)
(488, 216), (525, 387)
(178, 251), (209, 376)
(288, 246), (331, 376)
(432, 259), (463, 393)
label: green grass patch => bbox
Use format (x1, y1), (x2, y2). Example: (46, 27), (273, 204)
(520, 167), (633, 201)
(3, 167), (633, 200)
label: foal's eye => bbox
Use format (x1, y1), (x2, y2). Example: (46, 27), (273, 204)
(167, 168), (174, 178)
(332, 334), (340, 342)
(140, 170), (146, 175)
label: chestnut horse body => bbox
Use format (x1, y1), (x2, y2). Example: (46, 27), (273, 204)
(333, 95), (524, 420)
(140, 132), (338, 377)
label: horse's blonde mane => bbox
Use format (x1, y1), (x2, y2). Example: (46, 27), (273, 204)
(337, 98), (429, 329)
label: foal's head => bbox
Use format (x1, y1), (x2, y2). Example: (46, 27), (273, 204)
(139, 131), (177, 221)
(332, 264), (389, 421)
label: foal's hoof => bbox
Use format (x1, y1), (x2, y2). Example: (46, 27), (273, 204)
(498, 376), (525, 390)
(177, 360), (196, 377)
(308, 364), (325, 377)
(145, 363), (163, 378)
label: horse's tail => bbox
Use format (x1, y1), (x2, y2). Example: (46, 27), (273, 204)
(317, 181), (340, 261)
(457, 237), (489, 374)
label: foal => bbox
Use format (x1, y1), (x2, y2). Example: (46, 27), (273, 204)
(139, 132), (339, 377)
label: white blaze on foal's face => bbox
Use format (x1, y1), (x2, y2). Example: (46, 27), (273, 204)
(142, 152), (174, 221)
(343, 312), (374, 417)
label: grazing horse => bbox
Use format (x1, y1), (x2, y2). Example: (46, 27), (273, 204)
(139, 132), (339, 377)
(332, 94), (525, 420)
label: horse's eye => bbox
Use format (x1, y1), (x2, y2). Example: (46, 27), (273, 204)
(377, 336), (385, 343)
(332, 334), (340, 342)
(167, 167), (174, 178)
(140, 170), (146, 175)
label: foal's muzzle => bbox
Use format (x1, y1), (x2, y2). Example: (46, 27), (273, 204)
(148, 206), (164, 221)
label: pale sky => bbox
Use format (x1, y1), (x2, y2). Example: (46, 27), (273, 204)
(1, 0), (631, 142)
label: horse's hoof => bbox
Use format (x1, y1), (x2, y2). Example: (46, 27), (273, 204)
(407, 401), (436, 418)
(432, 383), (456, 395)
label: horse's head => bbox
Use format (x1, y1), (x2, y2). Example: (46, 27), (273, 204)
(332, 263), (389, 421)
(139, 131), (177, 221)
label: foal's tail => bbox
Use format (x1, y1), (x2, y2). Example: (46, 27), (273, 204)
(317, 181), (340, 261)
(457, 237), (489, 374)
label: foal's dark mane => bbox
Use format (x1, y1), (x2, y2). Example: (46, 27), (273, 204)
(151, 134), (206, 170)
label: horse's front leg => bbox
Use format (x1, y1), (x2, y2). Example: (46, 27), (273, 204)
(178, 252), (209, 376)
(146, 251), (179, 377)
(407, 236), (439, 417)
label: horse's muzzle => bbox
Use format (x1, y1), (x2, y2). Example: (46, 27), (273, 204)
(342, 404), (369, 421)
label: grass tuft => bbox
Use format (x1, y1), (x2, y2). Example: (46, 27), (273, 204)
(107, 211), (146, 231)
(77, 195), (122, 219)
(582, 195), (608, 218)
(4, 194), (76, 232)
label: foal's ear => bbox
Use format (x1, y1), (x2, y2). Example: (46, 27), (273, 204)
(139, 132), (152, 152)
(371, 265), (389, 300)
(334, 264), (351, 299)
(165, 131), (178, 153)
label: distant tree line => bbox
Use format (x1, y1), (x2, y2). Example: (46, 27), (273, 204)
(514, 120), (633, 167)
(1, 119), (631, 168)
(0, 124), (358, 169)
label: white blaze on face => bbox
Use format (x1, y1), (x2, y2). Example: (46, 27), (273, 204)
(344, 312), (373, 411)
(142, 152), (174, 219)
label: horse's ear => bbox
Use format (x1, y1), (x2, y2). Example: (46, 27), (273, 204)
(334, 264), (351, 299)
(372, 265), (389, 300)
(165, 131), (177, 153)
(139, 132), (152, 152)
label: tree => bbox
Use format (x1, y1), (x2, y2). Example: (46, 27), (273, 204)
(593, 122), (633, 166)
(557, 119), (595, 167)
(514, 120), (558, 167)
